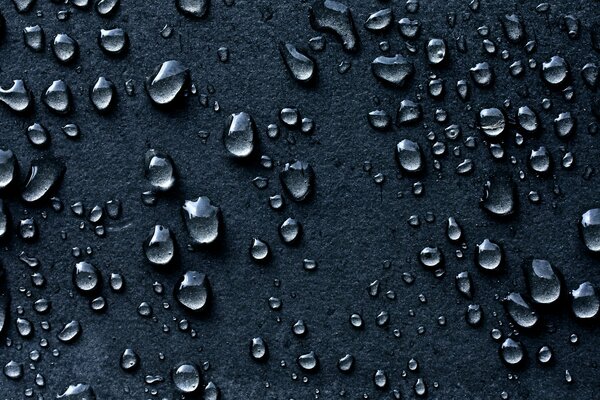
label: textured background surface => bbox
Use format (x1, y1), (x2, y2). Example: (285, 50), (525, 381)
(0, 0), (599, 398)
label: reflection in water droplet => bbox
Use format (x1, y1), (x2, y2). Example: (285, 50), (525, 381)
(175, 271), (210, 312)
(182, 196), (221, 245)
(43, 80), (72, 114)
(145, 60), (190, 106)
(223, 112), (257, 158)
(309, 0), (358, 53)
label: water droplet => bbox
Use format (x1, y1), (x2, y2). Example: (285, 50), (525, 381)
(395, 139), (423, 173)
(297, 351), (319, 371)
(145, 60), (190, 106)
(480, 176), (516, 217)
(364, 8), (392, 32)
(524, 259), (562, 305)
(476, 239), (503, 271)
(22, 157), (65, 203)
(26, 122), (50, 147)
(176, 0), (209, 18)
(57, 320), (82, 343)
(580, 208), (600, 253)
(144, 225), (175, 266)
(250, 337), (268, 361)
(280, 160), (315, 202)
(542, 56), (570, 87)
(279, 217), (302, 244)
(280, 42), (315, 83)
(455, 271), (472, 298)
(95, 0), (119, 16)
(43, 79), (72, 114)
(500, 338), (524, 366)
(223, 112), (257, 158)
(337, 354), (354, 373)
(503, 292), (538, 328)
(368, 110), (392, 130)
(120, 348), (139, 372)
(57, 384), (95, 399)
(73, 261), (100, 294)
(426, 38), (447, 65)
(175, 271), (210, 312)
(145, 149), (176, 191)
(98, 28), (127, 55)
(182, 197), (222, 246)
(23, 25), (44, 51)
(537, 345), (553, 364)
(90, 76), (116, 112)
(309, 0), (358, 53)
(371, 54), (414, 87)
(466, 304), (483, 326)
(3, 361), (23, 380)
(0, 80), (32, 112)
(52, 33), (78, 63)
(571, 281), (599, 319)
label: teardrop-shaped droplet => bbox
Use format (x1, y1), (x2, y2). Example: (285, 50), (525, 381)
(250, 337), (268, 361)
(528, 146), (551, 175)
(371, 54), (414, 87)
(144, 225), (175, 266)
(52, 33), (78, 63)
(501, 14), (525, 43)
(22, 157), (65, 203)
(57, 320), (82, 343)
(249, 238), (270, 262)
(23, 25), (44, 51)
(182, 196), (221, 245)
(337, 354), (354, 373)
(476, 239), (502, 271)
(120, 348), (139, 372)
(223, 112), (257, 158)
(144, 149), (176, 191)
(90, 76), (116, 112)
(42, 80), (72, 114)
(571, 282), (599, 319)
(279, 42), (315, 83)
(297, 351), (319, 371)
(145, 60), (190, 106)
(280, 160), (315, 202)
(279, 217), (302, 244)
(517, 106), (538, 133)
(466, 304), (483, 326)
(175, 271), (210, 312)
(524, 259), (562, 305)
(26, 122), (50, 147)
(309, 0), (359, 53)
(503, 292), (538, 328)
(0, 80), (32, 112)
(176, 0), (209, 18)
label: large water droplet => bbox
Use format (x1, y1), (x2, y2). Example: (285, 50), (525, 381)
(145, 60), (190, 106)
(524, 259), (562, 305)
(42, 80), (72, 114)
(571, 281), (599, 319)
(144, 149), (176, 192)
(480, 176), (516, 217)
(395, 139), (423, 174)
(98, 28), (127, 55)
(57, 320), (82, 343)
(176, 0), (209, 18)
(22, 157), (65, 203)
(280, 160), (315, 202)
(0, 80), (32, 112)
(503, 292), (538, 328)
(0, 148), (17, 190)
(73, 261), (100, 294)
(309, 0), (358, 53)
(90, 76), (116, 112)
(580, 208), (600, 253)
(52, 33), (78, 63)
(500, 338), (525, 366)
(371, 54), (414, 87)
(172, 362), (201, 393)
(182, 196), (222, 246)
(280, 42), (315, 83)
(476, 239), (503, 271)
(175, 271), (210, 312)
(223, 112), (257, 158)
(144, 225), (175, 266)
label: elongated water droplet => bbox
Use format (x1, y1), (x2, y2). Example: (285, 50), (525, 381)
(43, 80), (72, 114)
(182, 197), (222, 245)
(309, 0), (358, 52)
(144, 225), (175, 266)
(144, 149), (176, 191)
(22, 157), (65, 203)
(145, 60), (190, 106)
(280, 42), (315, 83)
(223, 112), (257, 158)
(0, 80), (32, 112)
(280, 160), (315, 202)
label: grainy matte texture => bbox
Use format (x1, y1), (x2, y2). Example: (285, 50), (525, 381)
(0, 0), (599, 398)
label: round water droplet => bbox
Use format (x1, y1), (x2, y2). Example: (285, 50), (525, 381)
(26, 122), (49, 147)
(279, 217), (301, 244)
(571, 281), (599, 319)
(250, 337), (268, 361)
(480, 176), (516, 217)
(73, 261), (100, 294)
(396, 139), (423, 173)
(542, 56), (569, 87)
(120, 348), (139, 372)
(476, 239), (502, 271)
(524, 259), (562, 305)
(479, 108), (505, 139)
(98, 28), (127, 55)
(500, 338), (524, 366)
(297, 351), (319, 371)
(250, 238), (270, 262)
(172, 363), (201, 393)
(280, 160), (315, 202)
